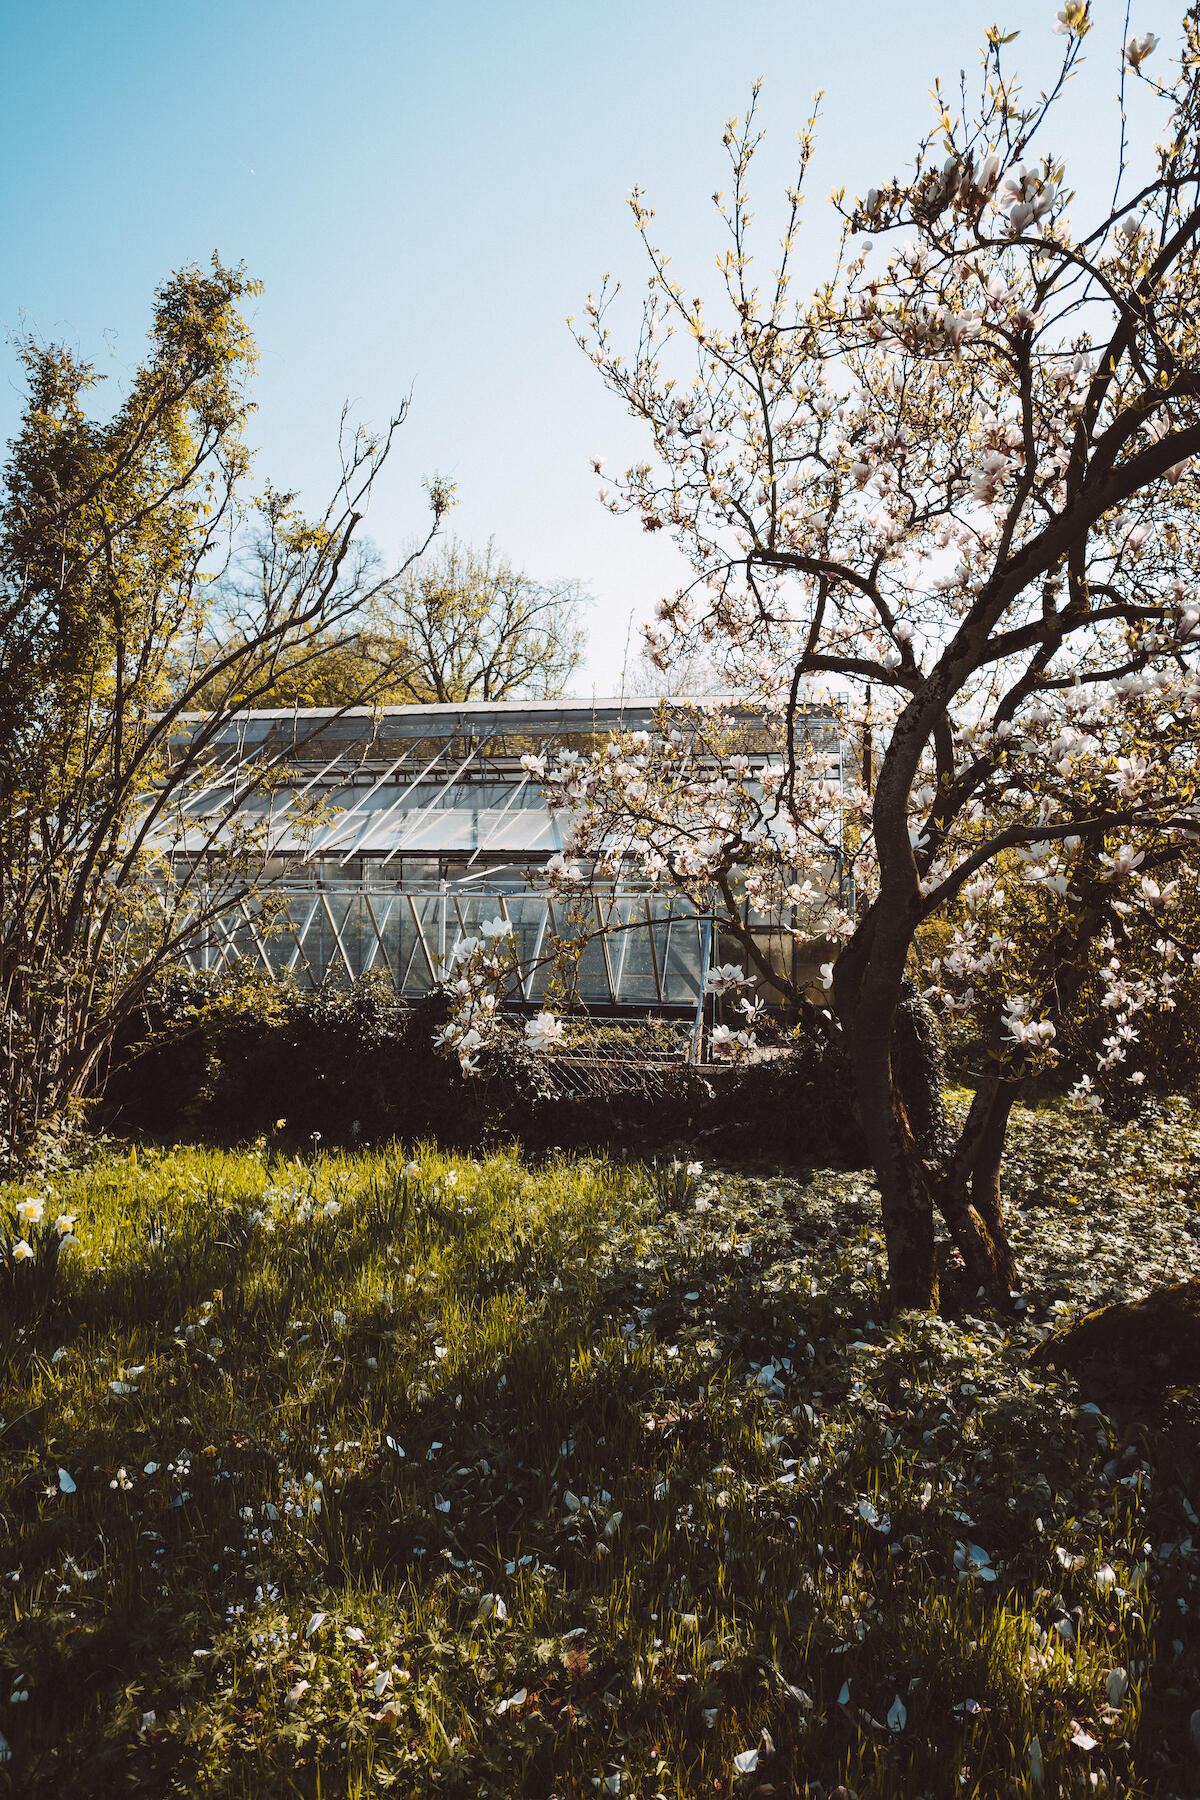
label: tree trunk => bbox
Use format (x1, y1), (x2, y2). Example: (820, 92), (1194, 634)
(845, 981), (939, 1310)
(965, 1076), (1020, 1285)
(934, 1068), (1019, 1302)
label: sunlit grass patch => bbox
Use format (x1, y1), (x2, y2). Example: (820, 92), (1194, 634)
(1, 1106), (1198, 1796)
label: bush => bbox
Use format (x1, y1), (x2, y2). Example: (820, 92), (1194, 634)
(102, 970), (885, 1166)
(104, 971), (501, 1151)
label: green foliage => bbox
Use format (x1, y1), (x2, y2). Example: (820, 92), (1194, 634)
(648, 1157), (702, 1212)
(1, 1105), (1199, 1794)
(0, 1193), (77, 1342)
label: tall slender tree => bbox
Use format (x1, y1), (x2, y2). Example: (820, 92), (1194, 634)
(0, 258), (448, 1155)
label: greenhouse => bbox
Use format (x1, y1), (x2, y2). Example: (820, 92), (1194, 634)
(165, 696), (842, 1018)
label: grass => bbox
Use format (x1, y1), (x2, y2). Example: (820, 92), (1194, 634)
(1, 1101), (1199, 1798)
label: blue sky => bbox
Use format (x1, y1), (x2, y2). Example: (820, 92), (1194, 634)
(1, 0), (1167, 689)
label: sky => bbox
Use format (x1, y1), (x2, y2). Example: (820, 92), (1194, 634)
(0, 0), (1169, 693)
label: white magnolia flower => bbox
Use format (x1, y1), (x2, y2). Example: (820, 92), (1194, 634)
(1125, 31), (1158, 67)
(1100, 843), (1145, 878)
(704, 963), (750, 997)
(1053, 2), (1091, 37)
(525, 1011), (564, 1053)
(954, 1540), (997, 1581)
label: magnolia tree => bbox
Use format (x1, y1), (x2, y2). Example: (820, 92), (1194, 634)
(539, 7), (1200, 1310)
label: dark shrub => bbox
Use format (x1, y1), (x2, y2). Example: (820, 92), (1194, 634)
(103, 970), (882, 1166)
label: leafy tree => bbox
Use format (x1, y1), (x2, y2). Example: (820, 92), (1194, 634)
(218, 536), (586, 707)
(0, 258), (447, 1157)
(562, 9), (1200, 1308)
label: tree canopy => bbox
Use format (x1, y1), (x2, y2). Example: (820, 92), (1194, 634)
(203, 537), (586, 708)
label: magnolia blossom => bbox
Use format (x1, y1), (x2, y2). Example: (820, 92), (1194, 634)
(525, 1011), (564, 1053)
(704, 963), (751, 997)
(1000, 995), (1056, 1050)
(1052, 3), (1090, 37)
(1125, 31), (1158, 67)
(1100, 843), (1145, 878)
(544, 852), (584, 885)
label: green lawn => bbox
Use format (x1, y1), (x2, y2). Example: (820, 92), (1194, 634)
(1, 1101), (1199, 1797)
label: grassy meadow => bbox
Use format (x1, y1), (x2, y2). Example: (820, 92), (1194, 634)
(1, 1100), (1200, 1797)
